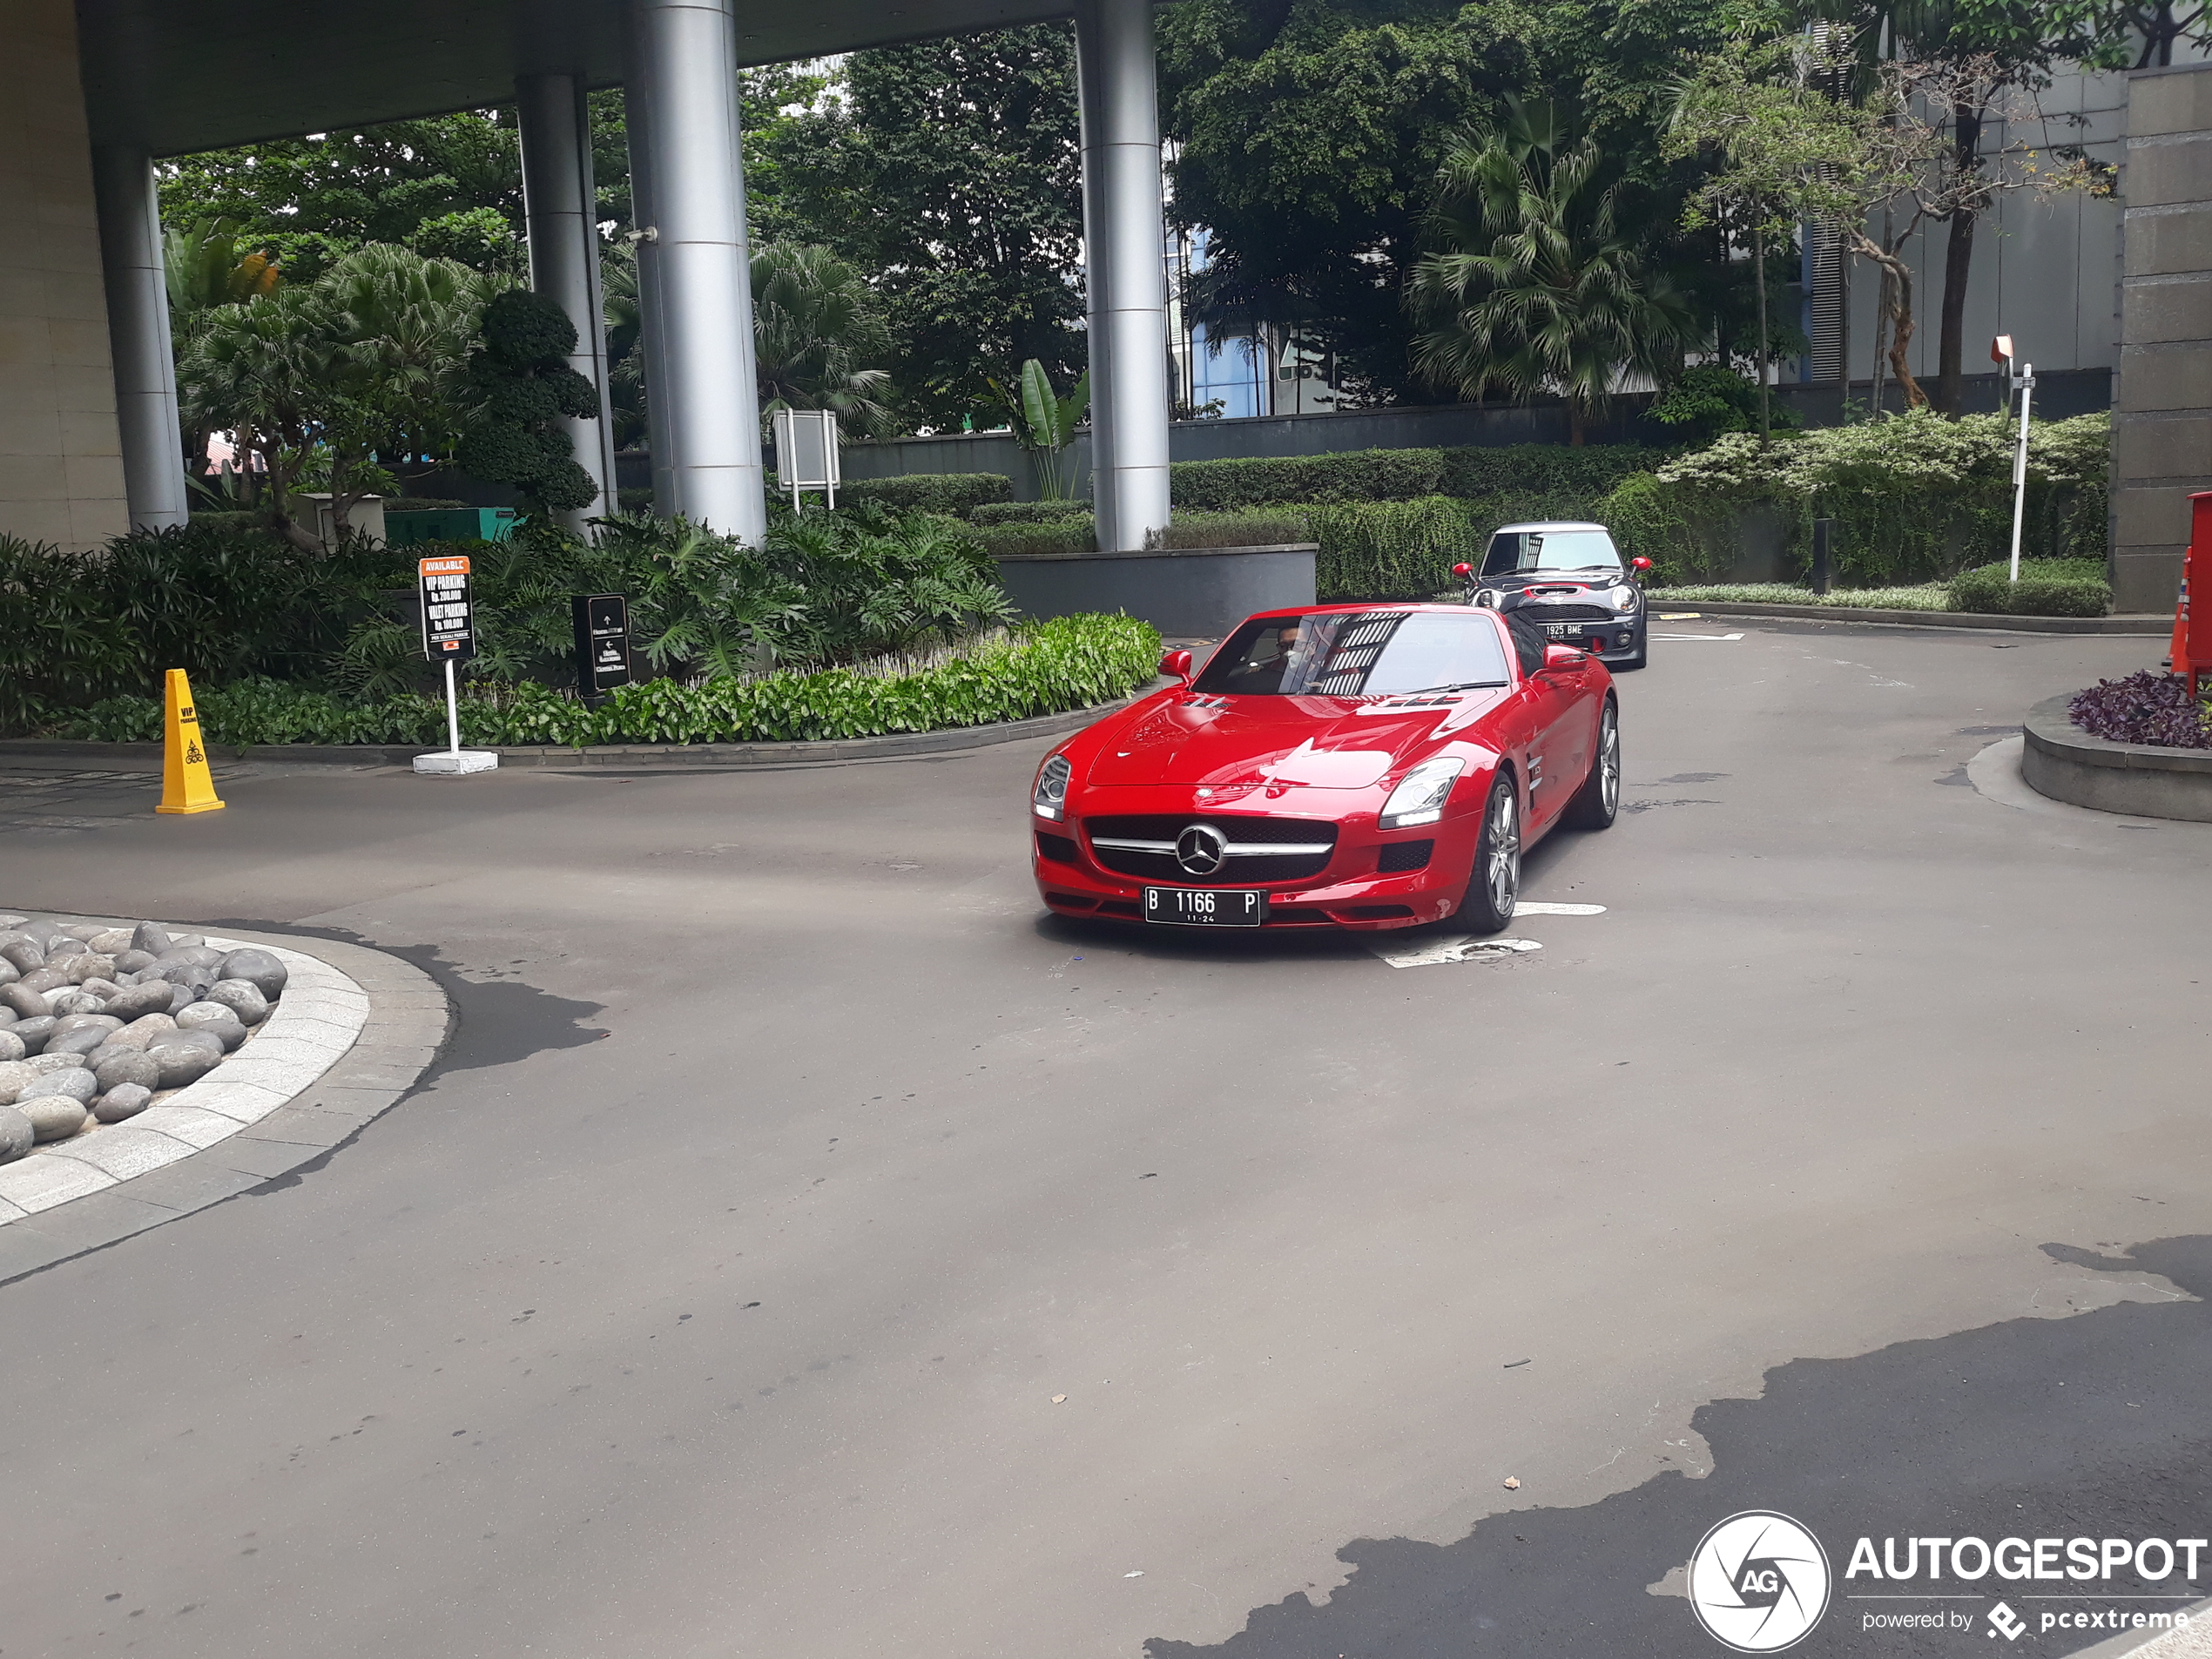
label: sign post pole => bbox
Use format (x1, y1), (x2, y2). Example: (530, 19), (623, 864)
(411, 553), (499, 776)
(2007, 361), (2034, 584)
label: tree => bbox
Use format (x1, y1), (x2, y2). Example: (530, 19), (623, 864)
(158, 113), (526, 280)
(455, 290), (603, 516)
(1409, 102), (1696, 444)
(2054, 0), (2208, 66)
(1665, 44), (1875, 440)
(1159, 0), (1748, 404)
(765, 30), (1085, 429)
(1884, 0), (2123, 414)
(750, 244), (895, 440)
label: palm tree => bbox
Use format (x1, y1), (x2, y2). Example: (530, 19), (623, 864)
(1411, 102), (1695, 445)
(751, 243), (896, 439)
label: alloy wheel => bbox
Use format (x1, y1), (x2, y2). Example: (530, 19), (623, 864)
(1599, 709), (1620, 816)
(1487, 786), (1521, 914)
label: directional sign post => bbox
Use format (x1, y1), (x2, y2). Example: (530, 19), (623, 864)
(412, 554), (499, 776)
(572, 593), (633, 703)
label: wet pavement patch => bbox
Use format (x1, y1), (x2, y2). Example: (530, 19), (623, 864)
(206, 921), (604, 1076)
(1143, 1238), (2212, 1658)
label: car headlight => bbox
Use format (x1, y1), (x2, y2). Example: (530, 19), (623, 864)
(1033, 752), (1072, 820)
(1474, 588), (1498, 609)
(1379, 757), (1465, 830)
(1608, 583), (1642, 611)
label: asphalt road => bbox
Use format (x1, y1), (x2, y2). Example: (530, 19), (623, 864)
(3, 619), (2209, 1659)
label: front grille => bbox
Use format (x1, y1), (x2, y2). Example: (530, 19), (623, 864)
(1525, 603), (1614, 622)
(1036, 831), (1078, 864)
(1084, 813), (1337, 884)
(1377, 839), (1434, 873)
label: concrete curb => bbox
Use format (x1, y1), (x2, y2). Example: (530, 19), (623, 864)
(1656, 602), (2168, 635)
(0, 924), (450, 1281)
(2021, 692), (2212, 822)
(0, 696), (1136, 775)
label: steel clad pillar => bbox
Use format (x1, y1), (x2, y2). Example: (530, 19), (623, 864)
(1075, 0), (1170, 552)
(91, 145), (189, 531)
(623, 0), (766, 543)
(518, 72), (620, 533)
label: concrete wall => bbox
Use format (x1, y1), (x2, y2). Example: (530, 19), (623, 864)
(2112, 62), (2212, 615)
(0, 0), (127, 550)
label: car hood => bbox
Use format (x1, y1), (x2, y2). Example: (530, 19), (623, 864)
(1086, 691), (1504, 790)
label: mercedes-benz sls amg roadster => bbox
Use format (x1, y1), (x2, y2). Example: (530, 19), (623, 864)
(1030, 603), (1620, 934)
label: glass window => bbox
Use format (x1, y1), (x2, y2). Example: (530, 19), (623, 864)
(1480, 528), (1622, 578)
(1195, 610), (1510, 697)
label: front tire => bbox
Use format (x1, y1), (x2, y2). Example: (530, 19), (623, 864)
(1562, 698), (1620, 830)
(1458, 775), (1521, 934)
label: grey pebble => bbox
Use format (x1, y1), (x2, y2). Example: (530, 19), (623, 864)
(132, 921), (173, 955)
(146, 1042), (222, 1089)
(17, 968), (70, 995)
(48, 991), (106, 1017)
(216, 948), (287, 1000)
(2, 984), (51, 1020)
(93, 1084), (152, 1123)
(17, 1091), (89, 1142)
(114, 948), (158, 974)
(102, 981), (178, 1022)
(0, 1105), (31, 1162)
(176, 1002), (248, 1049)
(88, 929), (134, 955)
(10, 1015), (56, 1053)
(0, 960), (17, 987)
(46, 938), (87, 961)
(51, 1013), (124, 1038)
(158, 946), (226, 971)
(205, 979), (270, 1026)
(0, 941), (43, 974)
(62, 952), (116, 985)
(46, 1026), (115, 1058)
(93, 1049), (161, 1092)
(167, 983), (198, 1014)
(0, 1030), (21, 1063)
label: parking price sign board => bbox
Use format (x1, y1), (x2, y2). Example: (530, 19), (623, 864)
(418, 555), (476, 662)
(411, 554), (497, 775)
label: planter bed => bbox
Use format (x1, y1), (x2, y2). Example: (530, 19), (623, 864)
(2022, 693), (2212, 821)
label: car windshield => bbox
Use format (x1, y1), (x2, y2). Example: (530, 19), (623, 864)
(1480, 528), (1622, 578)
(1194, 610), (1510, 698)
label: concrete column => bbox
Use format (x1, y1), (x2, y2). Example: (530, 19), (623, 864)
(91, 145), (188, 532)
(518, 72), (619, 532)
(623, 0), (766, 543)
(1075, 0), (1170, 552)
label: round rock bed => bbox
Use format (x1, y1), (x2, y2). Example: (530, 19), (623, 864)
(0, 916), (291, 1163)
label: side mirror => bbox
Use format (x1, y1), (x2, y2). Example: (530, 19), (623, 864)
(1629, 556), (1653, 574)
(1541, 643), (1586, 672)
(1159, 649), (1193, 682)
(1450, 562), (1474, 579)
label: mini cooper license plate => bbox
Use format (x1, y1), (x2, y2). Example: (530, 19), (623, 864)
(1144, 887), (1265, 927)
(1541, 621), (1585, 638)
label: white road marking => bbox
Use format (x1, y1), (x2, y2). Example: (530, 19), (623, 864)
(1656, 612), (1703, 620)
(1514, 901), (1606, 916)
(1649, 631), (1744, 641)
(1369, 936), (1542, 968)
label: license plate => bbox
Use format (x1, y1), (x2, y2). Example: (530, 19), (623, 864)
(1542, 622), (1584, 638)
(1143, 887), (1265, 927)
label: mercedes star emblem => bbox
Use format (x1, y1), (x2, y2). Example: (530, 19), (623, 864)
(1176, 822), (1228, 876)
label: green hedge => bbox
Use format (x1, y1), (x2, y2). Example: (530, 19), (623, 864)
(1170, 448), (1445, 511)
(1948, 558), (2112, 617)
(971, 510), (1311, 559)
(841, 473), (1013, 516)
(64, 614), (1162, 748)
(972, 518), (1096, 557)
(1602, 412), (2110, 587)
(1310, 497), (1480, 601)
(1438, 443), (1663, 502)
(970, 500), (1094, 527)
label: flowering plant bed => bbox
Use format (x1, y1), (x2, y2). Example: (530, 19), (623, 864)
(2069, 672), (2212, 750)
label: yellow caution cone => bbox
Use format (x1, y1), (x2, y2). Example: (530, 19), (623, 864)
(156, 669), (226, 815)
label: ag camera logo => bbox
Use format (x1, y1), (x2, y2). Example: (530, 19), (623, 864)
(1689, 1511), (1833, 1652)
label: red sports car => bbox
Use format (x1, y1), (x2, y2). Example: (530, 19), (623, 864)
(1029, 603), (1620, 933)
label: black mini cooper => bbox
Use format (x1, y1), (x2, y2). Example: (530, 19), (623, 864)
(1453, 520), (1652, 671)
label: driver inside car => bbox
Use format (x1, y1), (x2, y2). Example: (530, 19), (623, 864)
(1217, 620), (1306, 693)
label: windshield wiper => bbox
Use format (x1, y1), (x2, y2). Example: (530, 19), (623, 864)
(1407, 680), (1507, 694)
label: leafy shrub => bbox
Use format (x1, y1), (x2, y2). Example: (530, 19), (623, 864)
(970, 500), (1094, 527)
(1170, 448), (1444, 511)
(1307, 497), (1480, 600)
(841, 473), (1013, 516)
(1948, 558), (2110, 617)
(1647, 583), (1952, 610)
(456, 290), (603, 513)
(1600, 412), (2109, 587)
(971, 518), (1097, 557)
(1439, 443), (1662, 502)
(2068, 671), (2212, 749)
(61, 615), (1162, 748)
(1151, 512), (1310, 550)
(1645, 367), (1798, 438)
